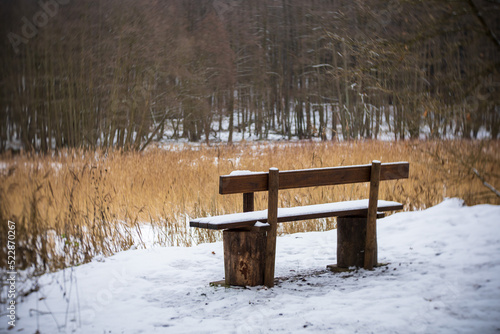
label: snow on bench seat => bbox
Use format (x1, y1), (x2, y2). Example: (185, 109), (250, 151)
(189, 199), (403, 230)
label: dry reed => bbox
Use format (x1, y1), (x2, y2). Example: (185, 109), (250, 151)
(0, 140), (498, 275)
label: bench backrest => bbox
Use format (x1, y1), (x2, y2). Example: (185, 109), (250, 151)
(220, 162), (409, 194)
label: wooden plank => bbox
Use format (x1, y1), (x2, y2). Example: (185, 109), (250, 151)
(219, 172), (268, 194)
(337, 216), (369, 268)
(364, 161), (381, 270)
(279, 165), (370, 190)
(226, 224), (271, 232)
(243, 193), (254, 212)
(189, 200), (403, 230)
(264, 168), (279, 287)
(223, 229), (267, 286)
(219, 162), (409, 194)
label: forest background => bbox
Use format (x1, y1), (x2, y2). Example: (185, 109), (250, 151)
(1, 0), (499, 152)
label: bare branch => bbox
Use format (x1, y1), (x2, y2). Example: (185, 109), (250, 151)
(471, 168), (500, 198)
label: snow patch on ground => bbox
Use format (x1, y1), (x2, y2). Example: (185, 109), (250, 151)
(2, 198), (500, 333)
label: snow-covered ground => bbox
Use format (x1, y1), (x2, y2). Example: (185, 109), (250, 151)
(2, 198), (500, 333)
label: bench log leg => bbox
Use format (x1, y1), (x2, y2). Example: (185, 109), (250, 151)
(223, 229), (267, 286)
(335, 216), (377, 269)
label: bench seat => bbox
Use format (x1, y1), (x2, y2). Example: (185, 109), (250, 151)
(190, 199), (403, 230)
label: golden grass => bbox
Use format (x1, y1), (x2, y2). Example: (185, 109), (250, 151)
(0, 140), (498, 274)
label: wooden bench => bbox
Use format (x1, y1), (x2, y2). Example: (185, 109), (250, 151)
(190, 161), (409, 287)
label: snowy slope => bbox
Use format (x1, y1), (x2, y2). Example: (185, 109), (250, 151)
(2, 198), (500, 333)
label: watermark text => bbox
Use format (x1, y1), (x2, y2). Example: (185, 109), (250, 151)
(7, 0), (71, 54)
(6, 220), (17, 328)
